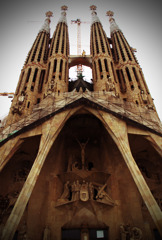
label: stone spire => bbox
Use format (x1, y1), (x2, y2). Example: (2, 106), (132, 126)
(5, 11), (53, 126)
(106, 11), (121, 34)
(90, 6), (117, 94)
(44, 6), (70, 96)
(39, 11), (53, 33)
(58, 5), (68, 24)
(90, 5), (101, 24)
(106, 10), (155, 109)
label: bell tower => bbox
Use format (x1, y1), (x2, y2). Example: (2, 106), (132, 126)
(0, 5), (162, 240)
(106, 11), (155, 109)
(90, 6), (117, 95)
(6, 11), (53, 126)
(44, 6), (69, 96)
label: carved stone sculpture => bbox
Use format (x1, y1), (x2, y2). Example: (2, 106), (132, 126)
(96, 184), (115, 205)
(80, 180), (89, 201)
(76, 138), (89, 169)
(89, 182), (94, 200)
(119, 224), (131, 240)
(57, 179), (114, 206)
(43, 226), (51, 240)
(131, 227), (142, 240)
(71, 161), (79, 171)
(71, 181), (76, 201)
(46, 79), (57, 96)
(7, 191), (19, 211)
(75, 180), (81, 201)
(59, 181), (70, 201)
(106, 78), (115, 92)
(119, 224), (142, 240)
(140, 90), (148, 103)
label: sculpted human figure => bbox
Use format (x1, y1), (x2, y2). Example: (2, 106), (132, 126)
(76, 138), (89, 169)
(96, 184), (114, 205)
(119, 224), (131, 240)
(43, 226), (51, 240)
(106, 78), (115, 92)
(131, 227), (142, 240)
(119, 225), (127, 240)
(60, 181), (70, 200)
(71, 181), (76, 201)
(46, 79), (57, 96)
(89, 182), (94, 200)
(140, 90), (148, 103)
(75, 180), (81, 201)
(72, 161), (79, 171)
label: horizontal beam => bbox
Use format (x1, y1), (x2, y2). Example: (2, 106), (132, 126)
(69, 55), (92, 68)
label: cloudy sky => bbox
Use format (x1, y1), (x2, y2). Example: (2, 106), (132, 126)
(0, 0), (161, 120)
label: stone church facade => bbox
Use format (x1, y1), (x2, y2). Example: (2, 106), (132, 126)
(0, 5), (162, 240)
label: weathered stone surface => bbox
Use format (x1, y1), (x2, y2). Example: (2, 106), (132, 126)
(0, 7), (162, 240)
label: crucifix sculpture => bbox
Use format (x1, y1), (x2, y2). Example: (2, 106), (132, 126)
(76, 138), (89, 169)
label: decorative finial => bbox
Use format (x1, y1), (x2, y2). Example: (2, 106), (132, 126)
(106, 11), (114, 18)
(90, 5), (100, 25)
(90, 5), (97, 11)
(46, 11), (53, 18)
(58, 6), (68, 24)
(61, 5), (68, 12)
(106, 10), (121, 33)
(39, 11), (53, 34)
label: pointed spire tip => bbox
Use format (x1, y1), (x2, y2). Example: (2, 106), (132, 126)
(106, 11), (114, 17)
(46, 11), (53, 18)
(39, 11), (53, 34)
(106, 11), (121, 34)
(61, 5), (68, 12)
(90, 5), (100, 25)
(90, 5), (97, 11)
(58, 5), (68, 24)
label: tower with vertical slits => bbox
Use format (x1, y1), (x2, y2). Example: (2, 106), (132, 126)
(44, 6), (69, 96)
(0, 5), (162, 240)
(6, 11), (53, 125)
(106, 11), (155, 108)
(90, 6), (117, 94)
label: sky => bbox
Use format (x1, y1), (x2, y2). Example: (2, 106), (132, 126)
(0, 0), (161, 120)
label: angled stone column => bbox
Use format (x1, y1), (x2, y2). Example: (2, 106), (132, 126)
(99, 111), (162, 236)
(86, 107), (162, 236)
(1, 109), (73, 240)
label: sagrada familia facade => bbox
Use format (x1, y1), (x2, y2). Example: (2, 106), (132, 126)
(0, 5), (162, 240)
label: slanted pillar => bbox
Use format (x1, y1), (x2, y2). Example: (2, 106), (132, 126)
(99, 112), (162, 236)
(86, 107), (162, 236)
(1, 110), (73, 240)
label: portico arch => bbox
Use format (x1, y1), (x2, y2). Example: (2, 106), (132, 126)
(1, 105), (162, 239)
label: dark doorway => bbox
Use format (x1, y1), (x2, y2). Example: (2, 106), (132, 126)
(62, 228), (108, 240)
(62, 228), (81, 240)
